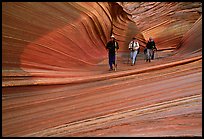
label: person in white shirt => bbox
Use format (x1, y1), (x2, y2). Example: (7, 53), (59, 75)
(128, 37), (140, 66)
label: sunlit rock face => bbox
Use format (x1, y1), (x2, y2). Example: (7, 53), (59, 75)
(2, 2), (109, 71)
(2, 2), (139, 86)
(2, 2), (202, 86)
(2, 2), (202, 137)
(118, 2), (202, 49)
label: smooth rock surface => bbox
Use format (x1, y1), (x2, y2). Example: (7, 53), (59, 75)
(2, 2), (202, 137)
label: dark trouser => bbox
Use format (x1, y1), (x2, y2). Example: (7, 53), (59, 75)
(151, 50), (155, 59)
(109, 54), (115, 69)
(146, 49), (153, 60)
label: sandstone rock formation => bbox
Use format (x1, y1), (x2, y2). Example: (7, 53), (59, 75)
(2, 2), (202, 137)
(119, 2), (202, 50)
(2, 2), (141, 87)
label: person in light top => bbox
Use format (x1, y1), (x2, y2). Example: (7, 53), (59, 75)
(128, 37), (140, 66)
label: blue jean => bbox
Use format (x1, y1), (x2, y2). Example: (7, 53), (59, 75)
(130, 50), (138, 64)
(109, 54), (115, 69)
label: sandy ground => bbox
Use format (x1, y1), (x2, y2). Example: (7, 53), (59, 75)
(2, 51), (202, 137)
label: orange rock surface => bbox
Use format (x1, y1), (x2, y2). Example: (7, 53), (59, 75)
(2, 2), (202, 137)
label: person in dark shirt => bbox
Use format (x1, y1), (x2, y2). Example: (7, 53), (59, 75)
(106, 35), (119, 71)
(145, 37), (157, 62)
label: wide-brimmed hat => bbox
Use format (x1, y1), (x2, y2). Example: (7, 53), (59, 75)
(111, 35), (115, 38)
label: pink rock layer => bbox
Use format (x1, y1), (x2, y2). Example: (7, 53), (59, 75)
(2, 2), (202, 137)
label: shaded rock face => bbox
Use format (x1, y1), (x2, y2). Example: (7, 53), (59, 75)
(174, 15), (202, 57)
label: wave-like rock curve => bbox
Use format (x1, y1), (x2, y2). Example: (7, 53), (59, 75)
(2, 2), (202, 137)
(2, 2), (142, 87)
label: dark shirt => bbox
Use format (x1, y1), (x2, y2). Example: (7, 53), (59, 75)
(106, 40), (119, 55)
(146, 40), (156, 50)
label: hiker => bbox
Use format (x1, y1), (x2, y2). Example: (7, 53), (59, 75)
(128, 37), (140, 66)
(106, 35), (119, 71)
(151, 38), (157, 60)
(144, 47), (147, 60)
(145, 37), (157, 62)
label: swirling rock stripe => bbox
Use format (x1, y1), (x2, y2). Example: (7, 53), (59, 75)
(120, 2), (202, 49)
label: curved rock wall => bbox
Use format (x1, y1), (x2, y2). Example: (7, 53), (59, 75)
(119, 2), (202, 49)
(2, 2), (139, 86)
(109, 3), (144, 51)
(2, 2), (202, 85)
(2, 2), (202, 137)
(174, 15), (202, 57)
(2, 2), (108, 71)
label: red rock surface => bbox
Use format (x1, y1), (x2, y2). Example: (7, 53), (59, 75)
(2, 2), (202, 137)
(119, 2), (202, 50)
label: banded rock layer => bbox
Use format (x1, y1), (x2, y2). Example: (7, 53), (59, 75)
(2, 2), (140, 86)
(119, 2), (202, 49)
(2, 2), (202, 137)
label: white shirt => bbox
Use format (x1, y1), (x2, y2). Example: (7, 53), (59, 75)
(129, 41), (140, 50)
